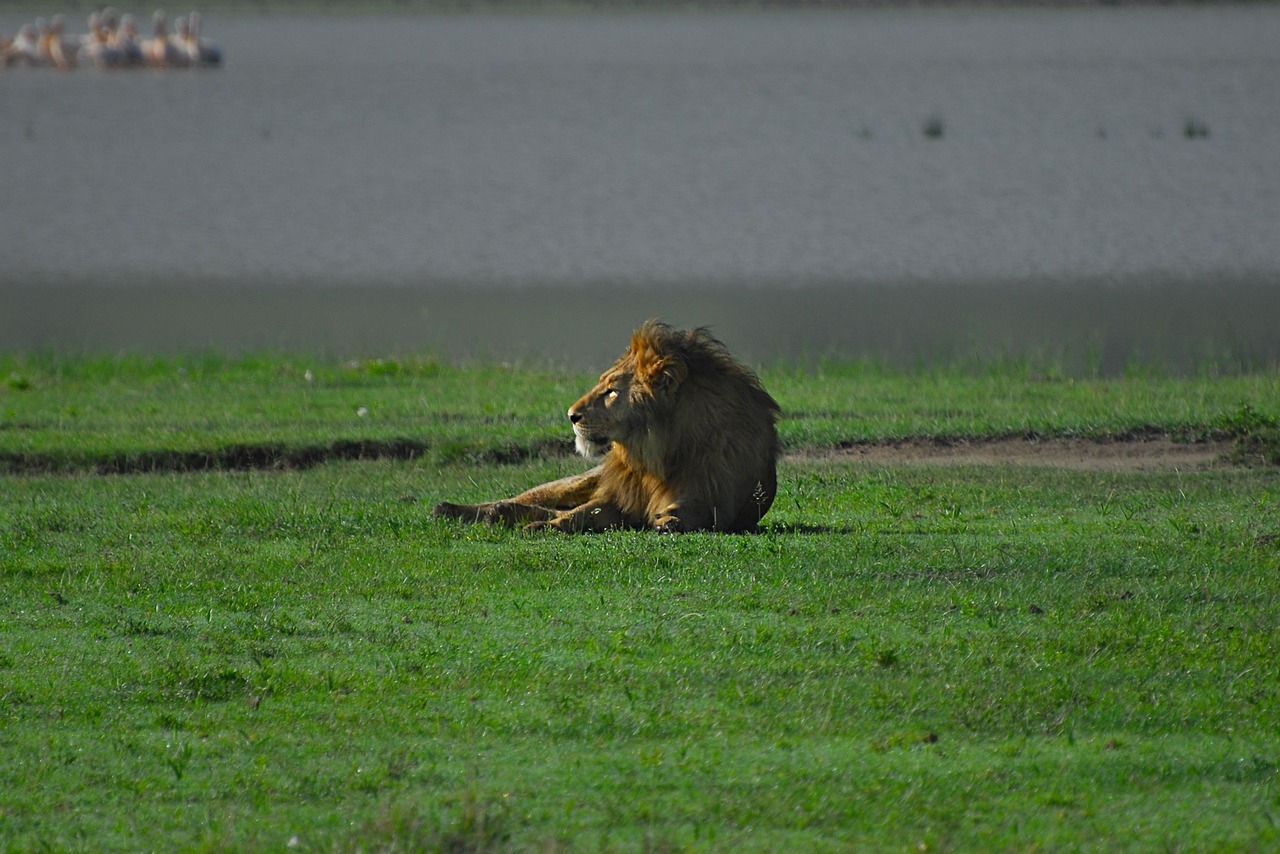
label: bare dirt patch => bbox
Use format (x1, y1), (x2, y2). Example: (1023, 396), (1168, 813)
(792, 434), (1235, 472)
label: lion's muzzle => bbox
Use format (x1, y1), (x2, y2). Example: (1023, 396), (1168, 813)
(573, 426), (610, 459)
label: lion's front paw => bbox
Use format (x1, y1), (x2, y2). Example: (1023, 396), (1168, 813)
(524, 517), (568, 533)
(653, 514), (684, 534)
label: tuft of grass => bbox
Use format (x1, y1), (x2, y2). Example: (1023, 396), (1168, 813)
(340, 790), (513, 853)
(1222, 402), (1280, 466)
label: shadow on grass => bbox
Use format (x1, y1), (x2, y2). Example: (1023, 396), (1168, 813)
(757, 523), (862, 536)
(0, 437), (572, 476)
(0, 439), (428, 476)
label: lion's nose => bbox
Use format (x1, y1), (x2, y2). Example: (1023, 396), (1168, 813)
(569, 410), (582, 424)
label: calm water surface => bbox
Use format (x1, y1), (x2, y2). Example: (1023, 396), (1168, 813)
(3, 7), (1278, 366)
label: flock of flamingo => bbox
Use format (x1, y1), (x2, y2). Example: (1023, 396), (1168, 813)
(2, 8), (221, 69)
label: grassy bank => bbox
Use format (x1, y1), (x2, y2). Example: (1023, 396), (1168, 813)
(2, 354), (1279, 850)
(3, 352), (1278, 471)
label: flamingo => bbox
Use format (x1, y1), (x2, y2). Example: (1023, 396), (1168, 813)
(111, 13), (145, 66)
(187, 11), (221, 66)
(2, 23), (42, 67)
(78, 11), (124, 69)
(38, 14), (77, 69)
(173, 14), (196, 64)
(79, 11), (104, 48)
(100, 7), (120, 44)
(142, 10), (188, 68)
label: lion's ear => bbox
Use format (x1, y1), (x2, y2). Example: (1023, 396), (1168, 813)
(630, 326), (687, 393)
(644, 355), (687, 394)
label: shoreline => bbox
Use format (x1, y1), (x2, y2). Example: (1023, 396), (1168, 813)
(5, 274), (1277, 373)
(2, 1), (1264, 17)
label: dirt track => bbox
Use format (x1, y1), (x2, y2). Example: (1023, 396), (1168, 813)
(790, 435), (1236, 472)
(0, 434), (1240, 477)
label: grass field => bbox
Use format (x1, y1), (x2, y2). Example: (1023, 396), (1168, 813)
(2, 353), (1278, 851)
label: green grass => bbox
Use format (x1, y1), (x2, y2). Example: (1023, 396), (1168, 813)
(2, 353), (1279, 851)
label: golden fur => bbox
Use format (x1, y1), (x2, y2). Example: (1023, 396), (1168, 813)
(433, 320), (781, 532)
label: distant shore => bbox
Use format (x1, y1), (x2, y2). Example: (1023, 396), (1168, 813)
(3, 0), (1263, 17)
(7, 275), (1278, 374)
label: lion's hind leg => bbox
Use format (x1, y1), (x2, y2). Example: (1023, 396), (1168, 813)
(431, 500), (559, 527)
(432, 466), (604, 528)
(510, 466), (603, 509)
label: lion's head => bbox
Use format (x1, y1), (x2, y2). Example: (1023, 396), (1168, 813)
(567, 323), (690, 460)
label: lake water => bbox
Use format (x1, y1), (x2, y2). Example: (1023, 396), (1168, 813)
(3, 7), (1278, 369)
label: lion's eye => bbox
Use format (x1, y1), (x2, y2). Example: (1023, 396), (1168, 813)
(605, 388), (618, 399)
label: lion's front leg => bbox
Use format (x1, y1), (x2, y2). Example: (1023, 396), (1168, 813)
(653, 510), (705, 534)
(431, 500), (558, 526)
(652, 479), (775, 533)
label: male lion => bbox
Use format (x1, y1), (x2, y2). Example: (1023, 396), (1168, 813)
(432, 320), (781, 532)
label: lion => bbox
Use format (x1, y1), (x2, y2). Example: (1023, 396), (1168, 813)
(432, 320), (781, 532)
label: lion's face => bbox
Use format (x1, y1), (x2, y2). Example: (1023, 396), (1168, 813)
(567, 369), (636, 459)
(567, 329), (688, 461)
